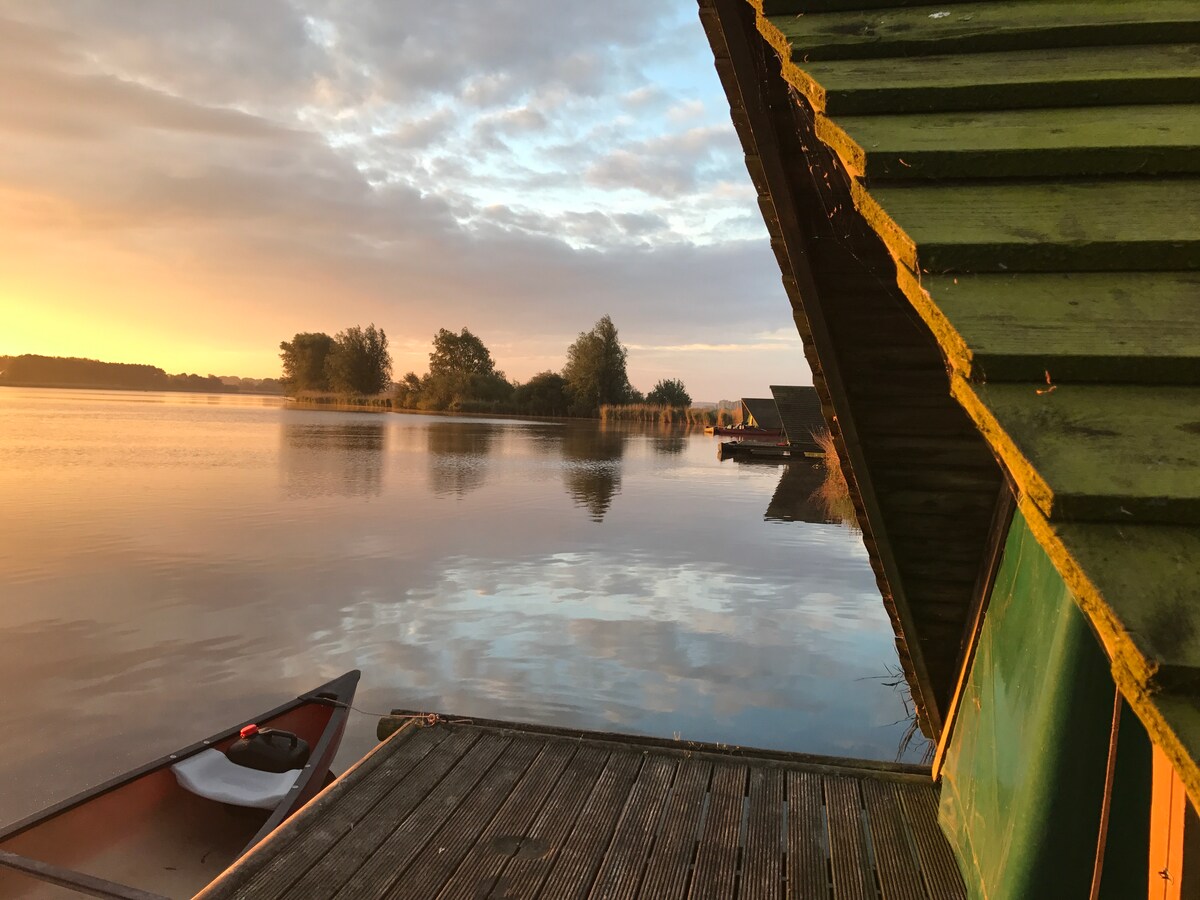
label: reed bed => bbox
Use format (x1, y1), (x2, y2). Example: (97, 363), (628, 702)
(811, 428), (858, 528)
(289, 391), (395, 410)
(598, 404), (739, 426)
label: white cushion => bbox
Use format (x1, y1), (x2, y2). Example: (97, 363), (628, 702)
(172, 749), (300, 810)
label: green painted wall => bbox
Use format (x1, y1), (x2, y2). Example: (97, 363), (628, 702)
(939, 508), (1151, 899)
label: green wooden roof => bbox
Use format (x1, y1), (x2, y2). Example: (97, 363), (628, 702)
(701, 0), (1200, 798)
(770, 385), (825, 449)
(741, 397), (783, 430)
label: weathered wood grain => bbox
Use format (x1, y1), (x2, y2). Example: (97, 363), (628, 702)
(639, 760), (713, 900)
(785, 44), (1200, 115)
(769, 1), (1200, 62)
(506, 750), (641, 900)
(386, 738), (544, 898)
(905, 272), (1200, 384)
(861, 780), (925, 899)
(219, 725), (451, 900)
(741, 767), (785, 899)
(313, 734), (510, 899)
(824, 777), (872, 900)
(686, 765), (745, 900)
(586, 756), (676, 900)
(956, 380), (1200, 524)
(484, 745), (614, 899)
(787, 770), (830, 900)
(821, 105), (1200, 181)
(895, 785), (966, 900)
(862, 179), (1200, 274)
(430, 739), (576, 899)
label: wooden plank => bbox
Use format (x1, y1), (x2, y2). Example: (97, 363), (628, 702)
(768, 1), (1200, 62)
(894, 785), (965, 900)
(904, 271), (1200, 385)
(639, 759), (714, 900)
(823, 777), (872, 900)
(861, 780), (925, 899)
(488, 746), (621, 899)
(1022, 511), (1200, 694)
(822, 105), (1200, 182)
(432, 740), (577, 899)
(687, 765), (745, 900)
(774, 42), (1200, 115)
(740, 767), (784, 900)
(787, 770), (830, 900)
(289, 732), (505, 899)
(385, 738), (547, 898)
(757, 0), (978, 13)
(217, 724), (449, 900)
(956, 381), (1200, 524)
(861, 179), (1200, 274)
(585, 756), (677, 900)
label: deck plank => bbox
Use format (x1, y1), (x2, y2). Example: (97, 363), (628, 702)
(281, 728), (481, 899)
(687, 764), (745, 900)
(296, 733), (509, 899)
(862, 780), (926, 900)
(585, 755), (677, 900)
(430, 739), (576, 899)
(213, 725), (450, 900)
(533, 750), (649, 900)
(769, 1), (1200, 62)
(639, 759), (714, 900)
(199, 719), (966, 900)
(384, 737), (548, 898)
(484, 746), (618, 899)
(787, 770), (830, 900)
(741, 767), (784, 900)
(824, 777), (872, 900)
(895, 785), (966, 900)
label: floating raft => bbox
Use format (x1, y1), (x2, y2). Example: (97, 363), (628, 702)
(199, 714), (965, 899)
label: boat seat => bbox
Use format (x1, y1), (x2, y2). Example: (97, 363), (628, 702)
(171, 749), (300, 810)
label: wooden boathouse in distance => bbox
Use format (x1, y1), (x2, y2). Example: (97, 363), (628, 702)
(196, 3), (1199, 898)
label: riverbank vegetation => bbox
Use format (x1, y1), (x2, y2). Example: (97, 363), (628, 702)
(599, 404), (736, 426)
(279, 325), (391, 396)
(811, 428), (857, 527)
(0, 354), (282, 394)
(380, 315), (703, 421)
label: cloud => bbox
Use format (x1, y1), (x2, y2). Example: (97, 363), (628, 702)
(0, 1), (811, 399)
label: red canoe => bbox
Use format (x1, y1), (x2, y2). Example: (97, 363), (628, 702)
(0, 670), (359, 900)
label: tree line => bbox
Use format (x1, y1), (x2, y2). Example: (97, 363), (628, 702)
(280, 316), (691, 418)
(0, 355), (282, 394)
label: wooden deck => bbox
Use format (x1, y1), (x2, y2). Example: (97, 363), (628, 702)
(198, 716), (966, 900)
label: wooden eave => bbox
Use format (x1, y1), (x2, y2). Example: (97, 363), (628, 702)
(700, 0), (1008, 739)
(705, 0), (1200, 807)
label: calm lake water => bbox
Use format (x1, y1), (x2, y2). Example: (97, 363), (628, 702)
(0, 387), (925, 824)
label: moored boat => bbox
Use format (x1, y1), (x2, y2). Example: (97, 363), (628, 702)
(705, 424), (783, 438)
(0, 670), (359, 900)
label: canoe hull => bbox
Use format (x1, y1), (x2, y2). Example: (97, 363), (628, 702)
(0, 670), (359, 900)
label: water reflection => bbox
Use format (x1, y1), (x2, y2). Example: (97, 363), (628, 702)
(427, 422), (495, 498)
(650, 428), (687, 456)
(280, 421), (385, 498)
(765, 463), (835, 525)
(561, 425), (627, 522)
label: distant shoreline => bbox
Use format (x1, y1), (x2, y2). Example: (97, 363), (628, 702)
(0, 381), (284, 397)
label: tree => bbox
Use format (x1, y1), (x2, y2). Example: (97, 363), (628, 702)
(428, 328), (496, 379)
(512, 371), (570, 416)
(562, 315), (635, 416)
(646, 378), (691, 408)
(325, 324), (392, 395)
(279, 332), (335, 393)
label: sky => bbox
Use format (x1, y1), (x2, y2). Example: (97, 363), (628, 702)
(0, 1), (812, 401)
